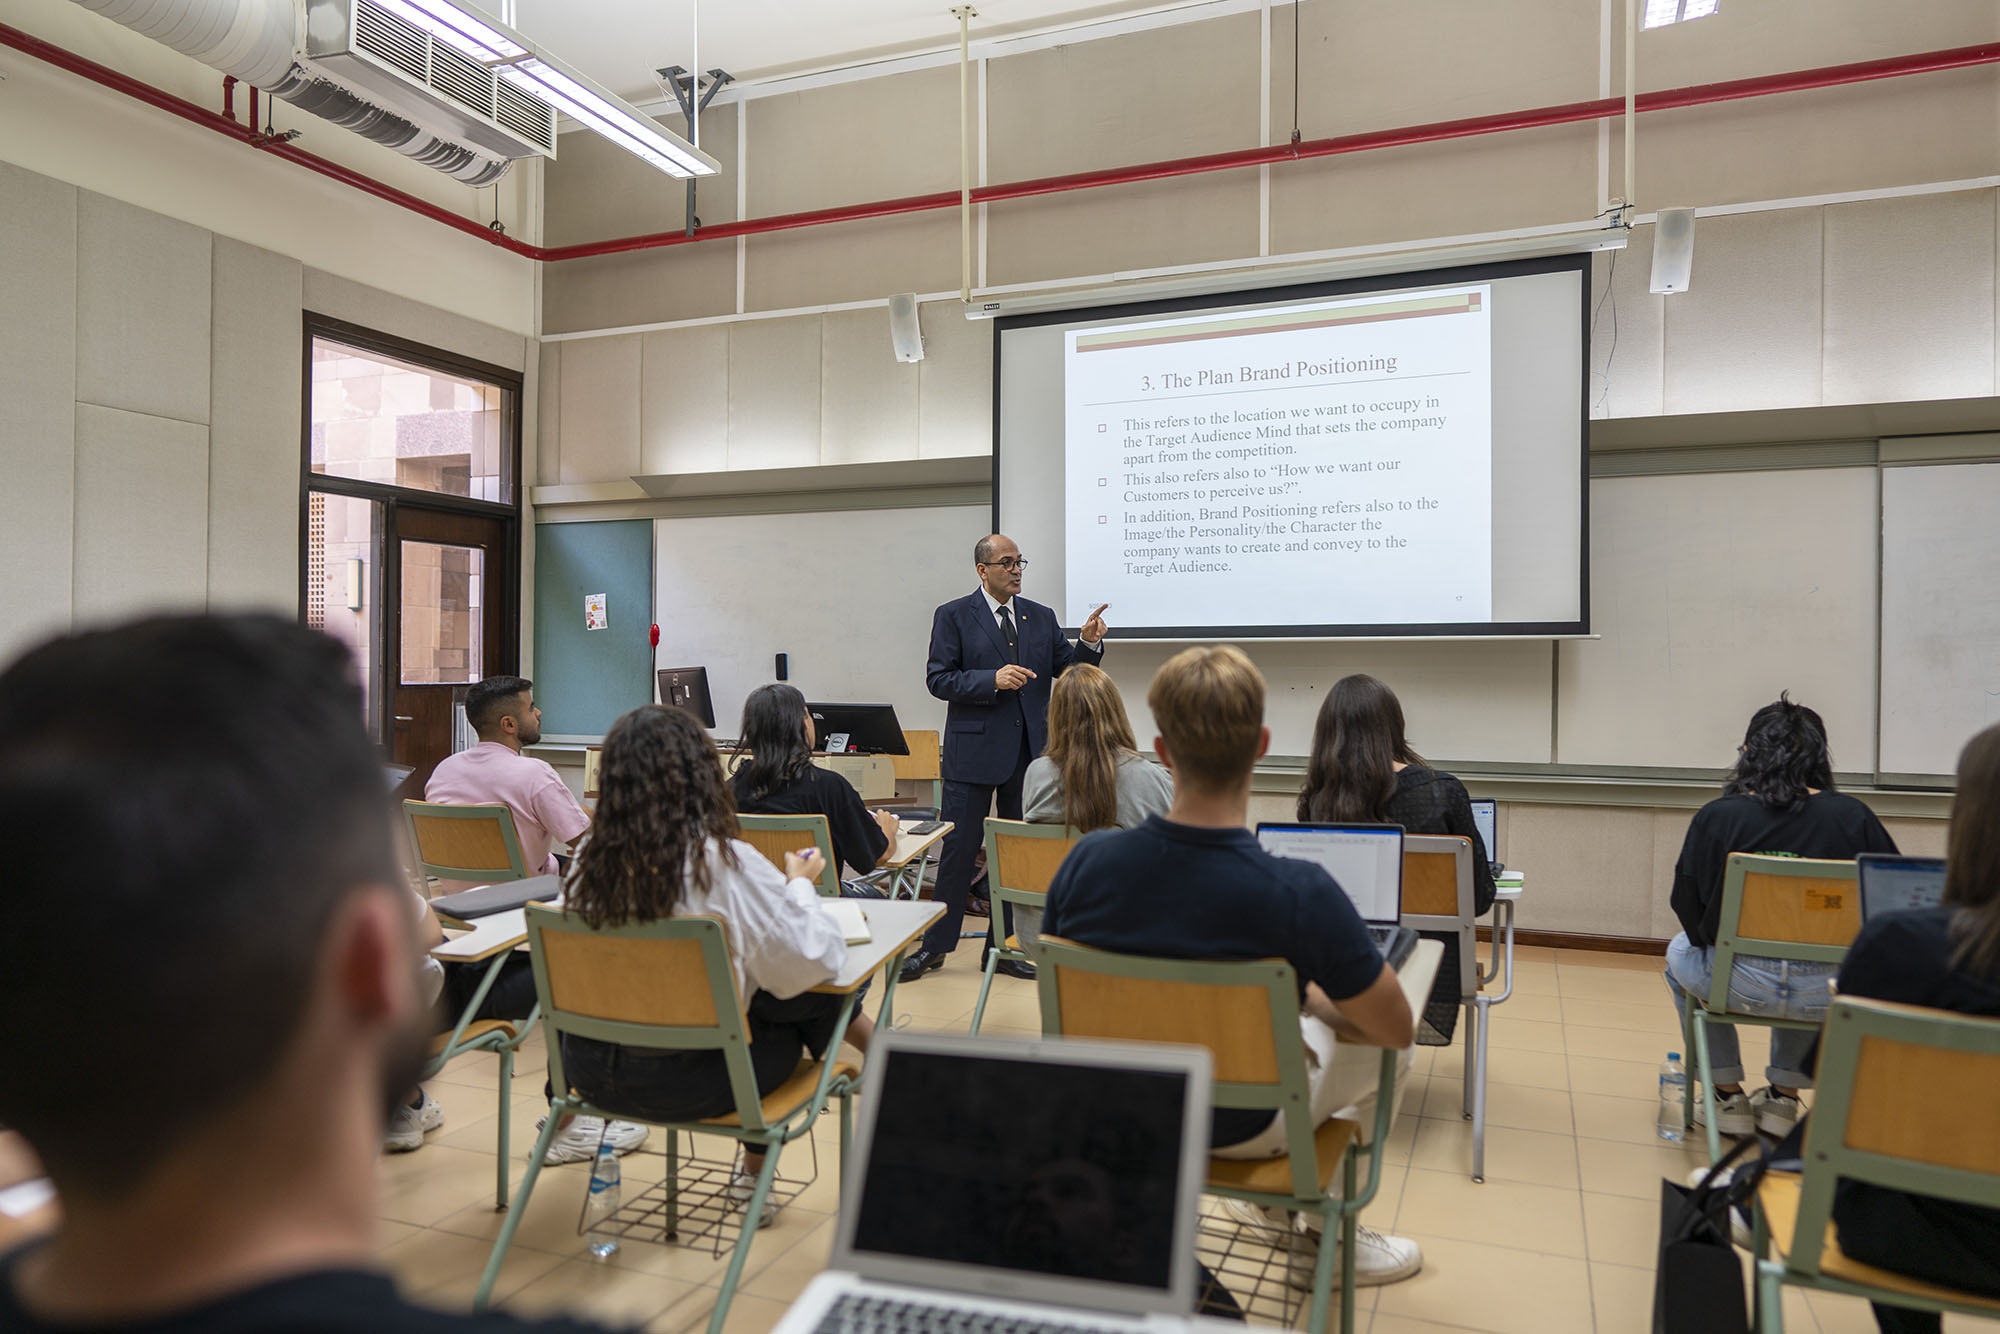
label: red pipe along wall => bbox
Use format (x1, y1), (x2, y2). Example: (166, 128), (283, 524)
(2, 20), (1995, 267)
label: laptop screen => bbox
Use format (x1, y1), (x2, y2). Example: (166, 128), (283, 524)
(1857, 854), (1946, 919)
(847, 1048), (1189, 1294)
(1469, 799), (1497, 864)
(1254, 823), (1404, 922)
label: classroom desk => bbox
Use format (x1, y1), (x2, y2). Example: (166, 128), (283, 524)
(877, 821), (952, 899)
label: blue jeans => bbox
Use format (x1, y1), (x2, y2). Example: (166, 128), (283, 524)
(1663, 932), (1827, 1088)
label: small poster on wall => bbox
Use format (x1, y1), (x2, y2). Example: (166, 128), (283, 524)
(584, 593), (608, 631)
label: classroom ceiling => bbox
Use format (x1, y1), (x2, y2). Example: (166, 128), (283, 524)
(499, 0), (1182, 100)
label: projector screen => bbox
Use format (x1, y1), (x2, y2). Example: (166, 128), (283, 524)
(994, 255), (1590, 639)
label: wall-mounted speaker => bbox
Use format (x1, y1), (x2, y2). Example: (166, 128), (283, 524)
(1650, 208), (1696, 294)
(888, 292), (924, 363)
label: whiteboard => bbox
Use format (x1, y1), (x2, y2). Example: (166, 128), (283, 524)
(1558, 468), (1880, 771)
(1880, 462), (2000, 776)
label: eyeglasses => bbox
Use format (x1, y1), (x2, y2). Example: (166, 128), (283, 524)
(980, 557), (1029, 571)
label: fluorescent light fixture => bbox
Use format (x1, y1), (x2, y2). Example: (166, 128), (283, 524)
(1644, 0), (1720, 27)
(1681, 0), (1720, 17)
(374, 0), (720, 177)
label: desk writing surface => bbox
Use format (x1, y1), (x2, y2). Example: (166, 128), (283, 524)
(431, 908), (529, 962)
(814, 901), (944, 994)
(882, 820), (952, 867)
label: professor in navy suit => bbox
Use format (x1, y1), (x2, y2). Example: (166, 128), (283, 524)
(901, 533), (1109, 981)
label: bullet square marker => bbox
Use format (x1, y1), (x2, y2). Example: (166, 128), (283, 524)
(1098, 477), (1108, 486)
(1097, 423), (1107, 433)
(1098, 515), (1108, 525)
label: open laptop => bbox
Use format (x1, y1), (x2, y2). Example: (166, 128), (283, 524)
(1253, 822), (1418, 969)
(1857, 852), (1947, 920)
(773, 1031), (1217, 1334)
(1468, 798), (1503, 877)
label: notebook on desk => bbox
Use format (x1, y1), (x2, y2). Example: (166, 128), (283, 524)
(823, 899), (874, 945)
(428, 874), (563, 921)
(1254, 822), (1418, 969)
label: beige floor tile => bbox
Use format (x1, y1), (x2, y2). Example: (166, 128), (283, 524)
(1367, 1313), (1500, 1334)
(1804, 1287), (1879, 1333)
(1563, 1025), (1671, 1064)
(432, 1092), (557, 1158)
(1372, 1233), (1594, 1334)
(431, 1168), (594, 1261)
(376, 1218), (428, 1251)
(1556, 949), (1666, 973)
(1482, 1046), (1571, 1091)
(1589, 1260), (1811, 1334)
(1379, 1112), (1424, 1167)
(379, 1143), (519, 1227)
(1575, 1136), (1710, 1200)
(1394, 1168), (1587, 1257)
(1579, 1191), (1659, 1269)
(1571, 1092), (1675, 1147)
(1506, 946), (1560, 967)
(1505, 960), (1560, 994)
(1499, 992), (1567, 1024)
(740, 1216), (837, 1301)
(1423, 1078), (1573, 1135)
(1558, 999), (1681, 1034)
(1484, 1016), (1567, 1055)
(1405, 1119), (1581, 1190)
(1566, 1055), (1667, 1101)
(504, 1257), (698, 1326)
(652, 1287), (795, 1334)
(376, 1225), (566, 1307)
(1555, 969), (1666, 1004)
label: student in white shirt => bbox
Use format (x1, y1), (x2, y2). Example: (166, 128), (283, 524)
(559, 704), (871, 1221)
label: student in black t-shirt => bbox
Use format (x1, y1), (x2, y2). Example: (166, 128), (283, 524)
(1663, 694), (1896, 1141)
(0, 615), (613, 1334)
(1296, 673), (1494, 1042)
(1810, 722), (2000, 1334)
(1042, 645), (1423, 1287)
(729, 682), (897, 882)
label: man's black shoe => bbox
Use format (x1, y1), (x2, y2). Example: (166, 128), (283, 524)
(994, 957), (1036, 981)
(897, 948), (948, 983)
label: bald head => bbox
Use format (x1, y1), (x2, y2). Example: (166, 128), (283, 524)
(974, 533), (1024, 601)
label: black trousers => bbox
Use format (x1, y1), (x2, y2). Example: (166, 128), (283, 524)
(1837, 1182), (2000, 1334)
(437, 953), (540, 1030)
(924, 731), (1032, 955)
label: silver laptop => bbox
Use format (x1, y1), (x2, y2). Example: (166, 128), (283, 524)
(773, 1031), (1216, 1334)
(1468, 798), (1500, 873)
(1254, 821), (1417, 968)
(1857, 853), (1946, 920)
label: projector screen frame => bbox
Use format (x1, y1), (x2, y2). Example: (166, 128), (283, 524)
(991, 252), (1592, 642)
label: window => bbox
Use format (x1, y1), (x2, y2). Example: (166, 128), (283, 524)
(310, 336), (513, 502)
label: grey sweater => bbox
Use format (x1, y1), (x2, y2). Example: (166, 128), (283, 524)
(1022, 751), (1175, 831)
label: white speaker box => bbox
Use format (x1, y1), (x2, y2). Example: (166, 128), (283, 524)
(888, 293), (924, 362)
(1650, 208), (1696, 294)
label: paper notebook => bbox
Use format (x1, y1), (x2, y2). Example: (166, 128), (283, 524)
(822, 899), (873, 945)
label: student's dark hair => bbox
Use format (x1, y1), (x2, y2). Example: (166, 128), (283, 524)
(1943, 723), (2000, 976)
(732, 682), (813, 802)
(0, 615), (401, 1198)
(466, 674), (533, 732)
(1298, 674), (1427, 822)
(567, 704), (738, 929)
(1722, 693), (1834, 813)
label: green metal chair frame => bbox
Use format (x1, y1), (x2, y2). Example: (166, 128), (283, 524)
(1751, 996), (2000, 1330)
(474, 907), (860, 1330)
(1685, 853), (1859, 1163)
(736, 812), (841, 896)
(403, 800), (531, 885)
(423, 942), (542, 1210)
(1033, 937), (1400, 1334)
(968, 819), (1082, 1034)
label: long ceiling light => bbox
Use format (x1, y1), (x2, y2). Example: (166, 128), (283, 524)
(374, 0), (719, 176)
(1644, 0), (1720, 29)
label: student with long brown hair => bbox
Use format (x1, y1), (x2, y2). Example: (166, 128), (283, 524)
(561, 704), (870, 1223)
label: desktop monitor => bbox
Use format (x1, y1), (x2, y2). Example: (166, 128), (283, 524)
(806, 702), (910, 756)
(656, 666), (716, 728)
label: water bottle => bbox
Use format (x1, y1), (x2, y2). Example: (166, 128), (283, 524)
(584, 1139), (622, 1259)
(1657, 1052), (1687, 1142)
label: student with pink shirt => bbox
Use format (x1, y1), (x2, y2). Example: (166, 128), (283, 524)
(424, 676), (590, 886)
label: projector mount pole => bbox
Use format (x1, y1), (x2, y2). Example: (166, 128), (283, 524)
(952, 5), (977, 304)
(1622, 0), (1636, 227)
(659, 64), (734, 237)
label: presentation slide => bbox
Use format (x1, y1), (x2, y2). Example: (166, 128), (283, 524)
(994, 256), (1588, 640)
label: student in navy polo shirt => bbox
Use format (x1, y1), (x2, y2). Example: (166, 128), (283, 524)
(1041, 645), (1422, 1287)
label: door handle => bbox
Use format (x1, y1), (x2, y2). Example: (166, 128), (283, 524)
(393, 715), (416, 723)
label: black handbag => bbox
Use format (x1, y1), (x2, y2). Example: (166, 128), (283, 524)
(1653, 1135), (1764, 1334)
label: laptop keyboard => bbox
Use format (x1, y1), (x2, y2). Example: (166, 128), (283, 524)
(815, 1293), (1115, 1334)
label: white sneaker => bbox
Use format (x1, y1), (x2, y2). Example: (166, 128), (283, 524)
(729, 1167), (780, 1229)
(416, 1087), (445, 1133)
(1221, 1199), (1421, 1288)
(1750, 1087), (1801, 1137)
(1220, 1197), (1293, 1242)
(384, 1099), (426, 1153)
(1692, 1088), (1755, 1138)
(536, 1114), (649, 1165)
(1683, 1166), (1755, 1250)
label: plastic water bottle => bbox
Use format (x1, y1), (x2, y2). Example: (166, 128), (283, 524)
(1657, 1052), (1687, 1142)
(584, 1140), (621, 1259)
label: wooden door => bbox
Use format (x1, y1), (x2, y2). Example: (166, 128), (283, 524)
(389, 506), (517, 790)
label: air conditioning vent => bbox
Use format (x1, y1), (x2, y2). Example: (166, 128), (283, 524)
(428, 43), (494, 119)
(351, 0), (428, 84)
(494, 81), (554, 146)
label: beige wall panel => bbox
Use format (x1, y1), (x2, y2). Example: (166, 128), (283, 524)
(748, 67), (961, 215)
(556, 335), (642, 484)
(1559, 469), (1879, 771)
(986, 173), (1260, 287)
(728, 316), (821, 469)
(918, 300), (992, 459)
(820, 308), (920, 466)
(1277, 0), (1601, 134)
(544, 110), (737, 247)
(1823, 190), (1997, 406)
(1268, 125), (1598, 257)
(0, 163), (77, 664)
(536, 341), (562, 486)
(1628, 0), (2000, 89)
(303, 270), (526, 372)
(1591, 224), (1665, 420)
(1880, 817), (1948, 859)
(540, 243), (738, 335)
(1648, 808), (1695, 941)
(71, 404), (209, 624)
(1506, 803), (1660, 937)
(744, 211), (960, 311)
(1660, 208), (1823, 414)
(207, 237), (302, 613)
(1612, 70), (2000, 213)
(640, 324), (731, 474)
(75, 192), (210, 425)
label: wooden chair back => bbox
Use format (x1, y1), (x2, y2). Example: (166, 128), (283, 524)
(735, 813), (840, 896)
(1402, 835), (1476, 994)
(985, 819), (1083, 899)
(1708, 854), (1861, 1012)
(403, 800), (529, 883)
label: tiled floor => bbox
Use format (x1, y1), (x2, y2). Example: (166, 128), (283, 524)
(386, 945), (1998, 1334)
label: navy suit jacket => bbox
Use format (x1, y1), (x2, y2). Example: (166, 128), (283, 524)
(925, 591), (1104, 785)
